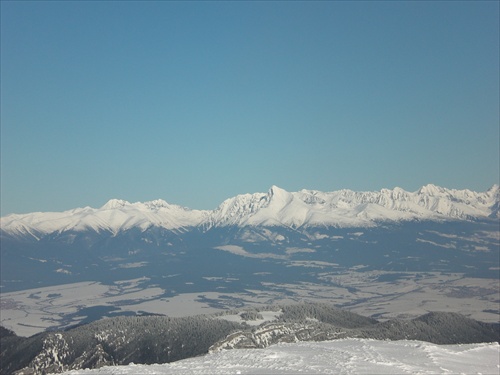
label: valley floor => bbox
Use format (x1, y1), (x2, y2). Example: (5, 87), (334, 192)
(1, 270), (499, 337)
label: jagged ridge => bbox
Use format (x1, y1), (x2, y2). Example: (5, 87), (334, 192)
(1, 184), (498, 239)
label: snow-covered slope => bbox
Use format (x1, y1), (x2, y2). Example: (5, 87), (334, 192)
(207, 184), (499, 228)
(0, 199), (207, 238)
(1, 184), (498, 238)
(62, 339), (500, 375)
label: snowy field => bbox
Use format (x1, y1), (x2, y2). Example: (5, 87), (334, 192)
(62, 339), (500, 375)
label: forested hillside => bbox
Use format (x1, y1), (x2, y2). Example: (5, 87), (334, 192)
(1, 303), (498, 375)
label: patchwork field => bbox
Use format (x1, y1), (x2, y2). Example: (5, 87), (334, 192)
(2, 269), (498, 337)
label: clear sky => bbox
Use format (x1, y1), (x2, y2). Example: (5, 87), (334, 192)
(1, 1), (499, 215)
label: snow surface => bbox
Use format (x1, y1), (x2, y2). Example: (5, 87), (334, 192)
(0, 201), (207, 237)
(1, 184), (498, 238)
(62, 339), (500, 375)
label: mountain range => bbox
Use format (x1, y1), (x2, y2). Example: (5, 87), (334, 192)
(2, 184), (498, 238)
(1, 184), (499, 340)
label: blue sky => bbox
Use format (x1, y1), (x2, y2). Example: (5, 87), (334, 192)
(1, 1), (499, 214)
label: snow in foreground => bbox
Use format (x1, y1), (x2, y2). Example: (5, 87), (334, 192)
(63, 339), (500, 375)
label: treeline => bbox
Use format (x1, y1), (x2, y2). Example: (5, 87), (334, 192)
(357, 311), (500, 344)
(278, 303), (378, 328)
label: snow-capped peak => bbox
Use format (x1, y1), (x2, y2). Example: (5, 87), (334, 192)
(417, 184), (445, 196)
(267, 185), (293, 206)
(142, 199), (172, 210)
(487, 184), (500, 197)
(268, 185), (288, 198)
(101, 199), (131, 210)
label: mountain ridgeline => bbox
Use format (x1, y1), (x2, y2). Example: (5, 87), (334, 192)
(1, 185), (498, 237)
(1, 303), (499, 375)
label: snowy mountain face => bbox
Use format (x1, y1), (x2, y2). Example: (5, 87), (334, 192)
(207, 184), (499, 228)
(1, 184), (498, 238)
(0, 199), (208, 239)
